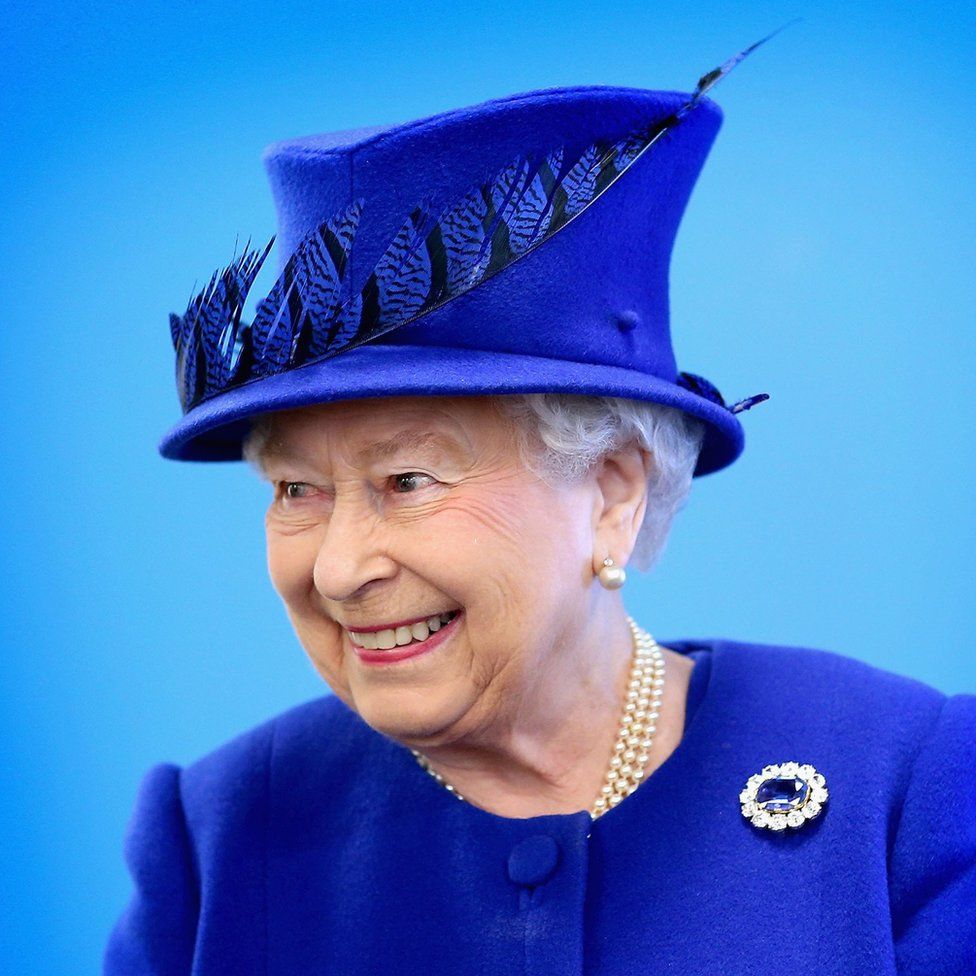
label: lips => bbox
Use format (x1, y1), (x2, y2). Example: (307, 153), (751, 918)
(350, 609), (462, 665)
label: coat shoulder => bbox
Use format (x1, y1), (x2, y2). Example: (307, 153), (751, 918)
(703, 636), (960, 763)
(712, 634), (949, 710)
(177, 693), (357, 835)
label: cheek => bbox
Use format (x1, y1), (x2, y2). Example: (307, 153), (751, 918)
(415, 481), (592, 621)
(266, 528), (349, 689)
(411, 484), (551, 600)
(451, 480), (591, 568)
(265, 524), (319, 604)
(433, 494), (527, 556)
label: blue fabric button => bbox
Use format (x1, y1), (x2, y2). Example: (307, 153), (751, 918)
(615, 309), (640, 332)
(507, 835), (561, 887)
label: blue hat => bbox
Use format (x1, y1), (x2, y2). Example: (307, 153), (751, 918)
(160, 49), (771, 476)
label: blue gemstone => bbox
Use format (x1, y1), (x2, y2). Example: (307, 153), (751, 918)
(756, 776), (810, 812)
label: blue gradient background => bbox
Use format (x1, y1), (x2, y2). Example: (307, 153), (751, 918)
(2, 2), (973, 971)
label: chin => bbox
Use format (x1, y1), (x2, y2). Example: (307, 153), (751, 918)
(349, 681), (470, 746)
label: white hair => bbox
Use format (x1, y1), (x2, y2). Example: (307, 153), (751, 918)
(242, 394), (705, 574)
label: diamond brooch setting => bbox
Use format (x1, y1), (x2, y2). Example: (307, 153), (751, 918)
(740, 762), (828, 831)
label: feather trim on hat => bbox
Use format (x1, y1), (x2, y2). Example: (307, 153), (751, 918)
(168, 23), (796, 415)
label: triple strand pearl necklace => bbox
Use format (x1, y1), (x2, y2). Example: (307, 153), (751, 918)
(410, 615), (665, 820)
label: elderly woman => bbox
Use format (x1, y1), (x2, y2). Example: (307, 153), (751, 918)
(104, 49), (975, 976)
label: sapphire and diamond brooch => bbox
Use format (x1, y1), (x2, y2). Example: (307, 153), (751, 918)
(740, 762), (828, 831)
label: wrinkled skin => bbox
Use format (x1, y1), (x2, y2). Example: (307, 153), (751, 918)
(256, 394), (692, 818)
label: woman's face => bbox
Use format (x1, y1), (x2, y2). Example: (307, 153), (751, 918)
(259, 394), (628, 746)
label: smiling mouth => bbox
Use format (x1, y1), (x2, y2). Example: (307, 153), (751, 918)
(346, 610), (460, 650)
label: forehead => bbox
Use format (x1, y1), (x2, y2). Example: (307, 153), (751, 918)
(257, 395), (504, 466)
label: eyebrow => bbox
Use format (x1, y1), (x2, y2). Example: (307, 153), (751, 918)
(259, 429), (469, 469)
(355, 430), (469, 465)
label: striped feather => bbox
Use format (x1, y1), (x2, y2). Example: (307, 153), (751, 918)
(172, 238), (273, 406)
(362, 200), (437, 334)
(438, 183), (491, 295)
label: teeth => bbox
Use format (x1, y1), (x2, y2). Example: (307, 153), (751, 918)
(395, 626), (413, 646)
(349, 611), (457, 650)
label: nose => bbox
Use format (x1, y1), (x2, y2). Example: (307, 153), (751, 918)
(311, 489), (398, 602)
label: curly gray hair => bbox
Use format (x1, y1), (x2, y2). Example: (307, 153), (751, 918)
(242, 394), (705, 574)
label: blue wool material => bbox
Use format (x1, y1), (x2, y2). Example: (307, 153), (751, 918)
(159, 85), (763, 476)
(103, 641), (976, 974)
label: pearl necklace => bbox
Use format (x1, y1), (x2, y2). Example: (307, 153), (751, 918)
(410, 615), (665, 820)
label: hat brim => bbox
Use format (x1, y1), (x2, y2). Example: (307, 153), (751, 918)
(158, 343), (744, 477)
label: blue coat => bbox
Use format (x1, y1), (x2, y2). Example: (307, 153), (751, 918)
(103, 638), (976, 974)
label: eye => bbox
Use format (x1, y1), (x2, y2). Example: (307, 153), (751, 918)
(282, 481), (313, 499)
(274, 481), (324, 507)
(392, 472), (436, 493)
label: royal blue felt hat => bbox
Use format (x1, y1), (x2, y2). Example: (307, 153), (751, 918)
(160, 45), (772, 476)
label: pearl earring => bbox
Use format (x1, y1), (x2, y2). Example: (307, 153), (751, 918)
(597, 556), (626, 590)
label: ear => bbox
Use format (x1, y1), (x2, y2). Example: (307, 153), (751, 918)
(590, 442), (653, 574)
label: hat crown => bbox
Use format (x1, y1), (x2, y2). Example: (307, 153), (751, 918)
(259, 85), (723, 380)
